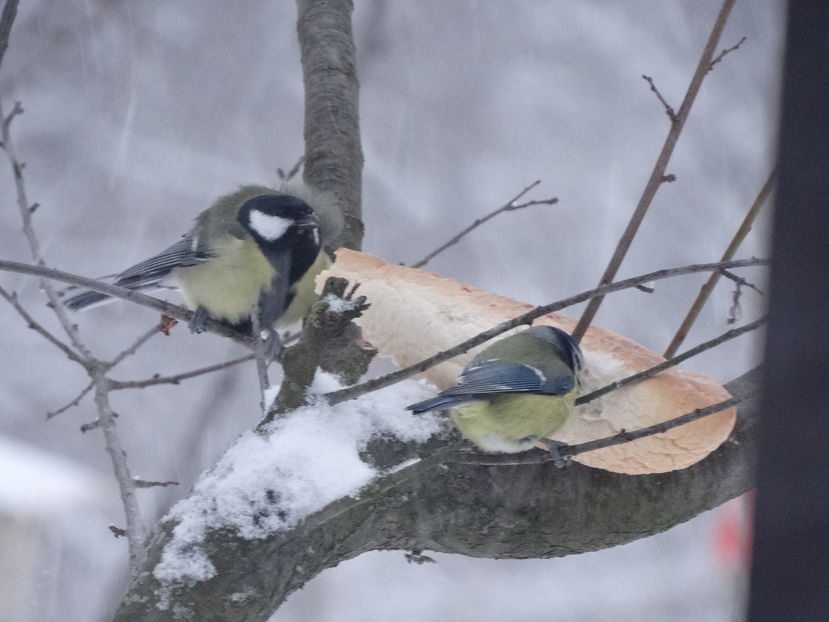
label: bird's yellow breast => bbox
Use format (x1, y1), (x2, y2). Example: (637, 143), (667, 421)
(450, 390), (577, 453)
(174, 237), (275, 325)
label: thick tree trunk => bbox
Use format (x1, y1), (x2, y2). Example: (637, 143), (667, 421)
(112, 368), (759, 621)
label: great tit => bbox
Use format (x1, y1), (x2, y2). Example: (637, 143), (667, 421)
(63, 183), (342, 349)
(407, 326), (584, 453)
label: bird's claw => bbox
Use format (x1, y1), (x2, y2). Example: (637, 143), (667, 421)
(537, 440), (571, 469)
(188, 306), (209, 333)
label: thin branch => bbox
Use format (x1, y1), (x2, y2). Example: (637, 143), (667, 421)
(0, 0), (19, 72)
(80, 418), (102, 433)
(109, 354), (254, 390)
(92, 375), (146, 575)
(720, 268), (764, 295)
(572, 0), (738, 343)
(110, 323), (163, 368)
(250, 311), (270, 412)
(453, 395), (744, 466)
(47, 380), (94, 419)
(664, 168), (775, 357)
(577, 316), (766, 405)
(265, 277), (370, 422)
(0, 284), (84, 364)
(277, 155), (304, 181)
(0, 259), (252, 345)
(1, 98), (93, 360)
(323, 257), (768, 405)
(642, 74), (677, 122)
(566, 396), (743, 457)
(1, 87), (152, 580)
(134, 478), (179, 489)
(410, 180), (558, 269)
(708, 36), (747, 73)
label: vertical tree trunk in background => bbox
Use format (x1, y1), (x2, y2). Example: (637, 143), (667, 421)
(296, 0), (364, 252)
(747, 4), (829, 620)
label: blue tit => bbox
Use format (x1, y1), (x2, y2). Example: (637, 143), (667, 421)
(407, 326), (583, 453)
(63, 183), (342, 350)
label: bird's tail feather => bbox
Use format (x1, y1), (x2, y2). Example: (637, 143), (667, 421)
(406, 394), (471, 414)
(63, 289), (114, 311)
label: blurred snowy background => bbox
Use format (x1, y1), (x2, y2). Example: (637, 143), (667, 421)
(0, 1), (779, 621)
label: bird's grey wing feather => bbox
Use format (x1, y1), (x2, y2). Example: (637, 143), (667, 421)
(113, 234), (211, 289)
(63, 234), (212, 311)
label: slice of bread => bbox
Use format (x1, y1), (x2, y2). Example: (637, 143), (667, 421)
(319, 248), (737, 474)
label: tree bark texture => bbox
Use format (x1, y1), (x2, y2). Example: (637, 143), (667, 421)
(112, 369), (759, 621)
(296, 0), (363, 252)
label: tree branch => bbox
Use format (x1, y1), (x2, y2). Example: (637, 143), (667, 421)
(0, 284), (83, 364)
(572, 0), (738, 342)
(263, 277), (370, 422)
(409, 180), (558, 269)
(112, 368), (759, 621)
(451, 394), (744, 467)
(297, 0), (363, 251)
(92, 373), (146, 575)
(0, 259), (253, 346)
(109, 355), (254, 391)
(323, 257), (768, 405)
(578, 315), (766, 405)
(664, 168), (775, 357)
(46, 380), (94, 419)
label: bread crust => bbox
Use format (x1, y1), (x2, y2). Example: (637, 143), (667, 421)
(319, 249), (737, 474)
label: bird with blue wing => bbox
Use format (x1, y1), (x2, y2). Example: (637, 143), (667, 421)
(407, 325), (583, 454)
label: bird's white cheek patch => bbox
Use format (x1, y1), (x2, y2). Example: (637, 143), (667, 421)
(249, 211), (293, 241)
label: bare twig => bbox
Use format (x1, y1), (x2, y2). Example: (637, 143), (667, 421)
(47, 380), (94, 419)
(109, 354), (254, 390)
(642, 75), (677, 122)
(728, 285), (743, 323)
(577, 316), (766, 406)
(277, 155), (304, 181)
(410, 180), (558, 269)
(566, 396), (743, 458)
(2, 98), (149, 575)
(133, 478), (179, 489)
(664, 169), (775, 357)
(1, 98), (94, 359)
(719, 269), (764, 294)
(110, 324), (163, 368)
(572, 0), (738, 343)
(80, 419), (101, 433)
(323, 257), (768, 405)
(92, 375), (146, 574)
(708, 36), (747, 73)
(249, 311), (270, 412)
(0, 284), (83, 364)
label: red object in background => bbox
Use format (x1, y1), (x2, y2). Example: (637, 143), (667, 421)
(712, 491), (755, 573)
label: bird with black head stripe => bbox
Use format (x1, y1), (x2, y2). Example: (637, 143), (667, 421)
(64, 182), (342, 356)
